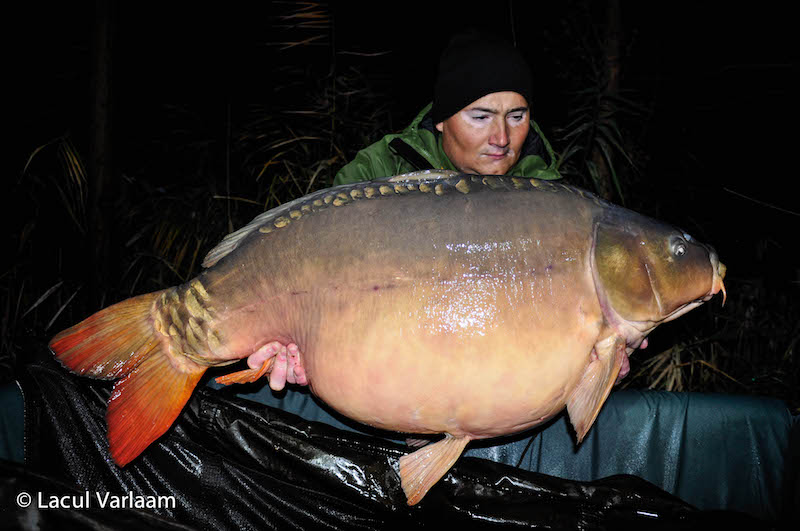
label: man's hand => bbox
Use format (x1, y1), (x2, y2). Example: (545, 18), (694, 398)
(247, 342), (308, 391)
(215, 341), (308, 389)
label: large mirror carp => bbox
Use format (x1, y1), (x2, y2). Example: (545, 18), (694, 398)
(50, 170), (726, 505)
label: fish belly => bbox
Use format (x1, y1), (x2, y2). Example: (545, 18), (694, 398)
(305, 272), (603, 438)
(208, 184), (605, 438)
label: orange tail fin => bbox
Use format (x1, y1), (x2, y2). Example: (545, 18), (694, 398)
(49, 290), (207, 466)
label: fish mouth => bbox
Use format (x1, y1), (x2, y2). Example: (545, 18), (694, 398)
(708, 250), (727, 306)
(641, 250), (727, 327)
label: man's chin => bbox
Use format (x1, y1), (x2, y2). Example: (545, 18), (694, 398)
(471, 161), (513, 175)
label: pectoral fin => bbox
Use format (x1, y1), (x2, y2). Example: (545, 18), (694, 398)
(566, 335), (626, 443)
(398, 434), (470, 505)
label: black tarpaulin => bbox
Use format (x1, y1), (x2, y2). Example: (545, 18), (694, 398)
(0, 355), (782, 530)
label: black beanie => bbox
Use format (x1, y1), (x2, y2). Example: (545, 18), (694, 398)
(431, 31), (533, 124)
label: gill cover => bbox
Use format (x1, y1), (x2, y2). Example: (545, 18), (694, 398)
(593, 220), (715, 323)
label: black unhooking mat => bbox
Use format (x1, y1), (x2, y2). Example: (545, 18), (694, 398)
(0, 356), (789, 530)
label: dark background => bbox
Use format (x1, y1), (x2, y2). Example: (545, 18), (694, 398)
(5, 2), (798, 407)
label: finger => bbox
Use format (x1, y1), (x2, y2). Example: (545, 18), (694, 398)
(286, 344), (300, 384)
(269, 347), (288, 391)
(288, 343), (308, 386)
(248, 342), (280, 370)
(293, 364), (308, 386)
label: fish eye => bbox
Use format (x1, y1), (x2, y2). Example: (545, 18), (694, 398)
(671, 237), (687, 258)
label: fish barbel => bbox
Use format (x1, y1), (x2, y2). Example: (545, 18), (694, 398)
(50, 170), (726, 505)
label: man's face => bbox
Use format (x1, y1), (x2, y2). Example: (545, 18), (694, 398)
(436, 91), (530, 175)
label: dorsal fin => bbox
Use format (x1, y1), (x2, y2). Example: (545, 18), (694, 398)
(200, 171), (462, 268)
(201, 186), (332, 268)
(200, 171), (577, 268)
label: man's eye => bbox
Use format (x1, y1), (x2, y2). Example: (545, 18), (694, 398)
(509, 113), (525, 122)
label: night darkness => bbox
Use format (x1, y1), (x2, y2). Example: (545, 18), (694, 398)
(7, 5), (798, 408)
(2, 2), (799, 527)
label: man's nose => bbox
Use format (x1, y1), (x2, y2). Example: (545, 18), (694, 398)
(490, 122), (510, 147)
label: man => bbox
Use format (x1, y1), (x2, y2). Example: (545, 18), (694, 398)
(333, 30), (561, 185)
(258, 32), (563, 390)
(256, 31), (562, 390)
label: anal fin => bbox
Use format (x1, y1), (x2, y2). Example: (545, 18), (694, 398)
(398, 434), (470, 505)
(566, 335), (626, 443)
(215, 357), (274, 385)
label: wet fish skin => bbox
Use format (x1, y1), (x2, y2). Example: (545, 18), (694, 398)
(49, 171), (726, 505)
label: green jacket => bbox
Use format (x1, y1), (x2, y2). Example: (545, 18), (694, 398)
(333, 103), (561, 186)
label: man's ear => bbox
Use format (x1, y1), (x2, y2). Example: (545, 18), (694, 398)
(435, 121), (444, 133)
